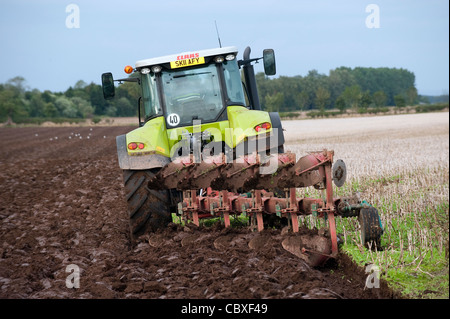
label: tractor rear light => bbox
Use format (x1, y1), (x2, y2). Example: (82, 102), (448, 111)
(255, 122), (271, 132)
(128, 142), (145, 150)
(261, 122), (271, 130)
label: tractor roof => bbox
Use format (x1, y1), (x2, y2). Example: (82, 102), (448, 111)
(135, 46), (238, 69)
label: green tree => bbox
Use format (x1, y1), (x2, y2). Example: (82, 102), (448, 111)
(302, 70), (326, 110)
(406, 86), (418, 106)
(394, 94), (406, 107)
(315, 87), (330, 112)
(7, 76), (27, 94)
(335, 95), (346, 113)
(28, 90), (46, 117)
(360, 90), (372, 110)
(106, 105), (117, 117)
(352, 67), (415, 105)
(372, 90), (387, 108)
(341, 85), (362, 110)
(54, 96), (77, 117)
(74, 80), (87, 90)
(255, 72), (270, 109)
(41, 90), (54, 103)
(70, 96), (94, 118)
(328, 67), (356, 105)
(85, 83), (109, 115)
(294, 91), (309, 111)
(116, 74), (141, 101)
(265, 92), (284, 112)
(43, 102), (58, 117)
(114, 96), (135, 116)
(65, 87), (74, 98)
(0, 84), (27, 121)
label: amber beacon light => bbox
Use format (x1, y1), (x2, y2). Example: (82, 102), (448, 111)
(124, 65), (134, 74)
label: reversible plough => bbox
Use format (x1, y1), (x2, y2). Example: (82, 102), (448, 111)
(147, 150), (383, 266)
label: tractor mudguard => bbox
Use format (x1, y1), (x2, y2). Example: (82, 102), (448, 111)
(117, 116), (172, 170)
(116, 134), (170, 170)
(233, 111), (285, 155)
(227, 105), (284, 154)
(269, 112), (285, 147)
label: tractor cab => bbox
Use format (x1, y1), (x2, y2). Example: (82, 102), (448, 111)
(102, 46), (276, 128)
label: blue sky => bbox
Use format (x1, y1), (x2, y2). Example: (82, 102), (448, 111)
(0, 0), (448, 95)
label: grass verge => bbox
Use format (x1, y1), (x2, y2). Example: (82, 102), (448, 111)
(330, 167), (449, 299)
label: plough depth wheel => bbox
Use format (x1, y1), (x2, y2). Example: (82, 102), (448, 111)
(359, 207), (383, 248)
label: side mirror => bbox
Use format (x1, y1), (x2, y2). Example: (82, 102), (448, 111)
(101, 72), (115, 100)
(263, 49), (276, 76)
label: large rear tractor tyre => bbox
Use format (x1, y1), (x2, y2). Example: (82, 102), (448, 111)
(359, 207), (383, 249)
(123, 169), (172, 241)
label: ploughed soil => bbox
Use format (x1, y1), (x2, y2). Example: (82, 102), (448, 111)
(0, 126), (400, 299)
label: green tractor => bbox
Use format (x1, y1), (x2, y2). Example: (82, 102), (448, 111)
(102, 46), (384, 264)
(102, 46), (285, 240)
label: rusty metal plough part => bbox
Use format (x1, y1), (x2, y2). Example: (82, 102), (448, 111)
(147, 149), (356, 261)
(147, 150), (333, 192)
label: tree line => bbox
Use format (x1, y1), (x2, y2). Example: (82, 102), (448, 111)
(258, 66), (421, 112)
(0, 76), (139, 123)
(0, 66), (445, 123)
